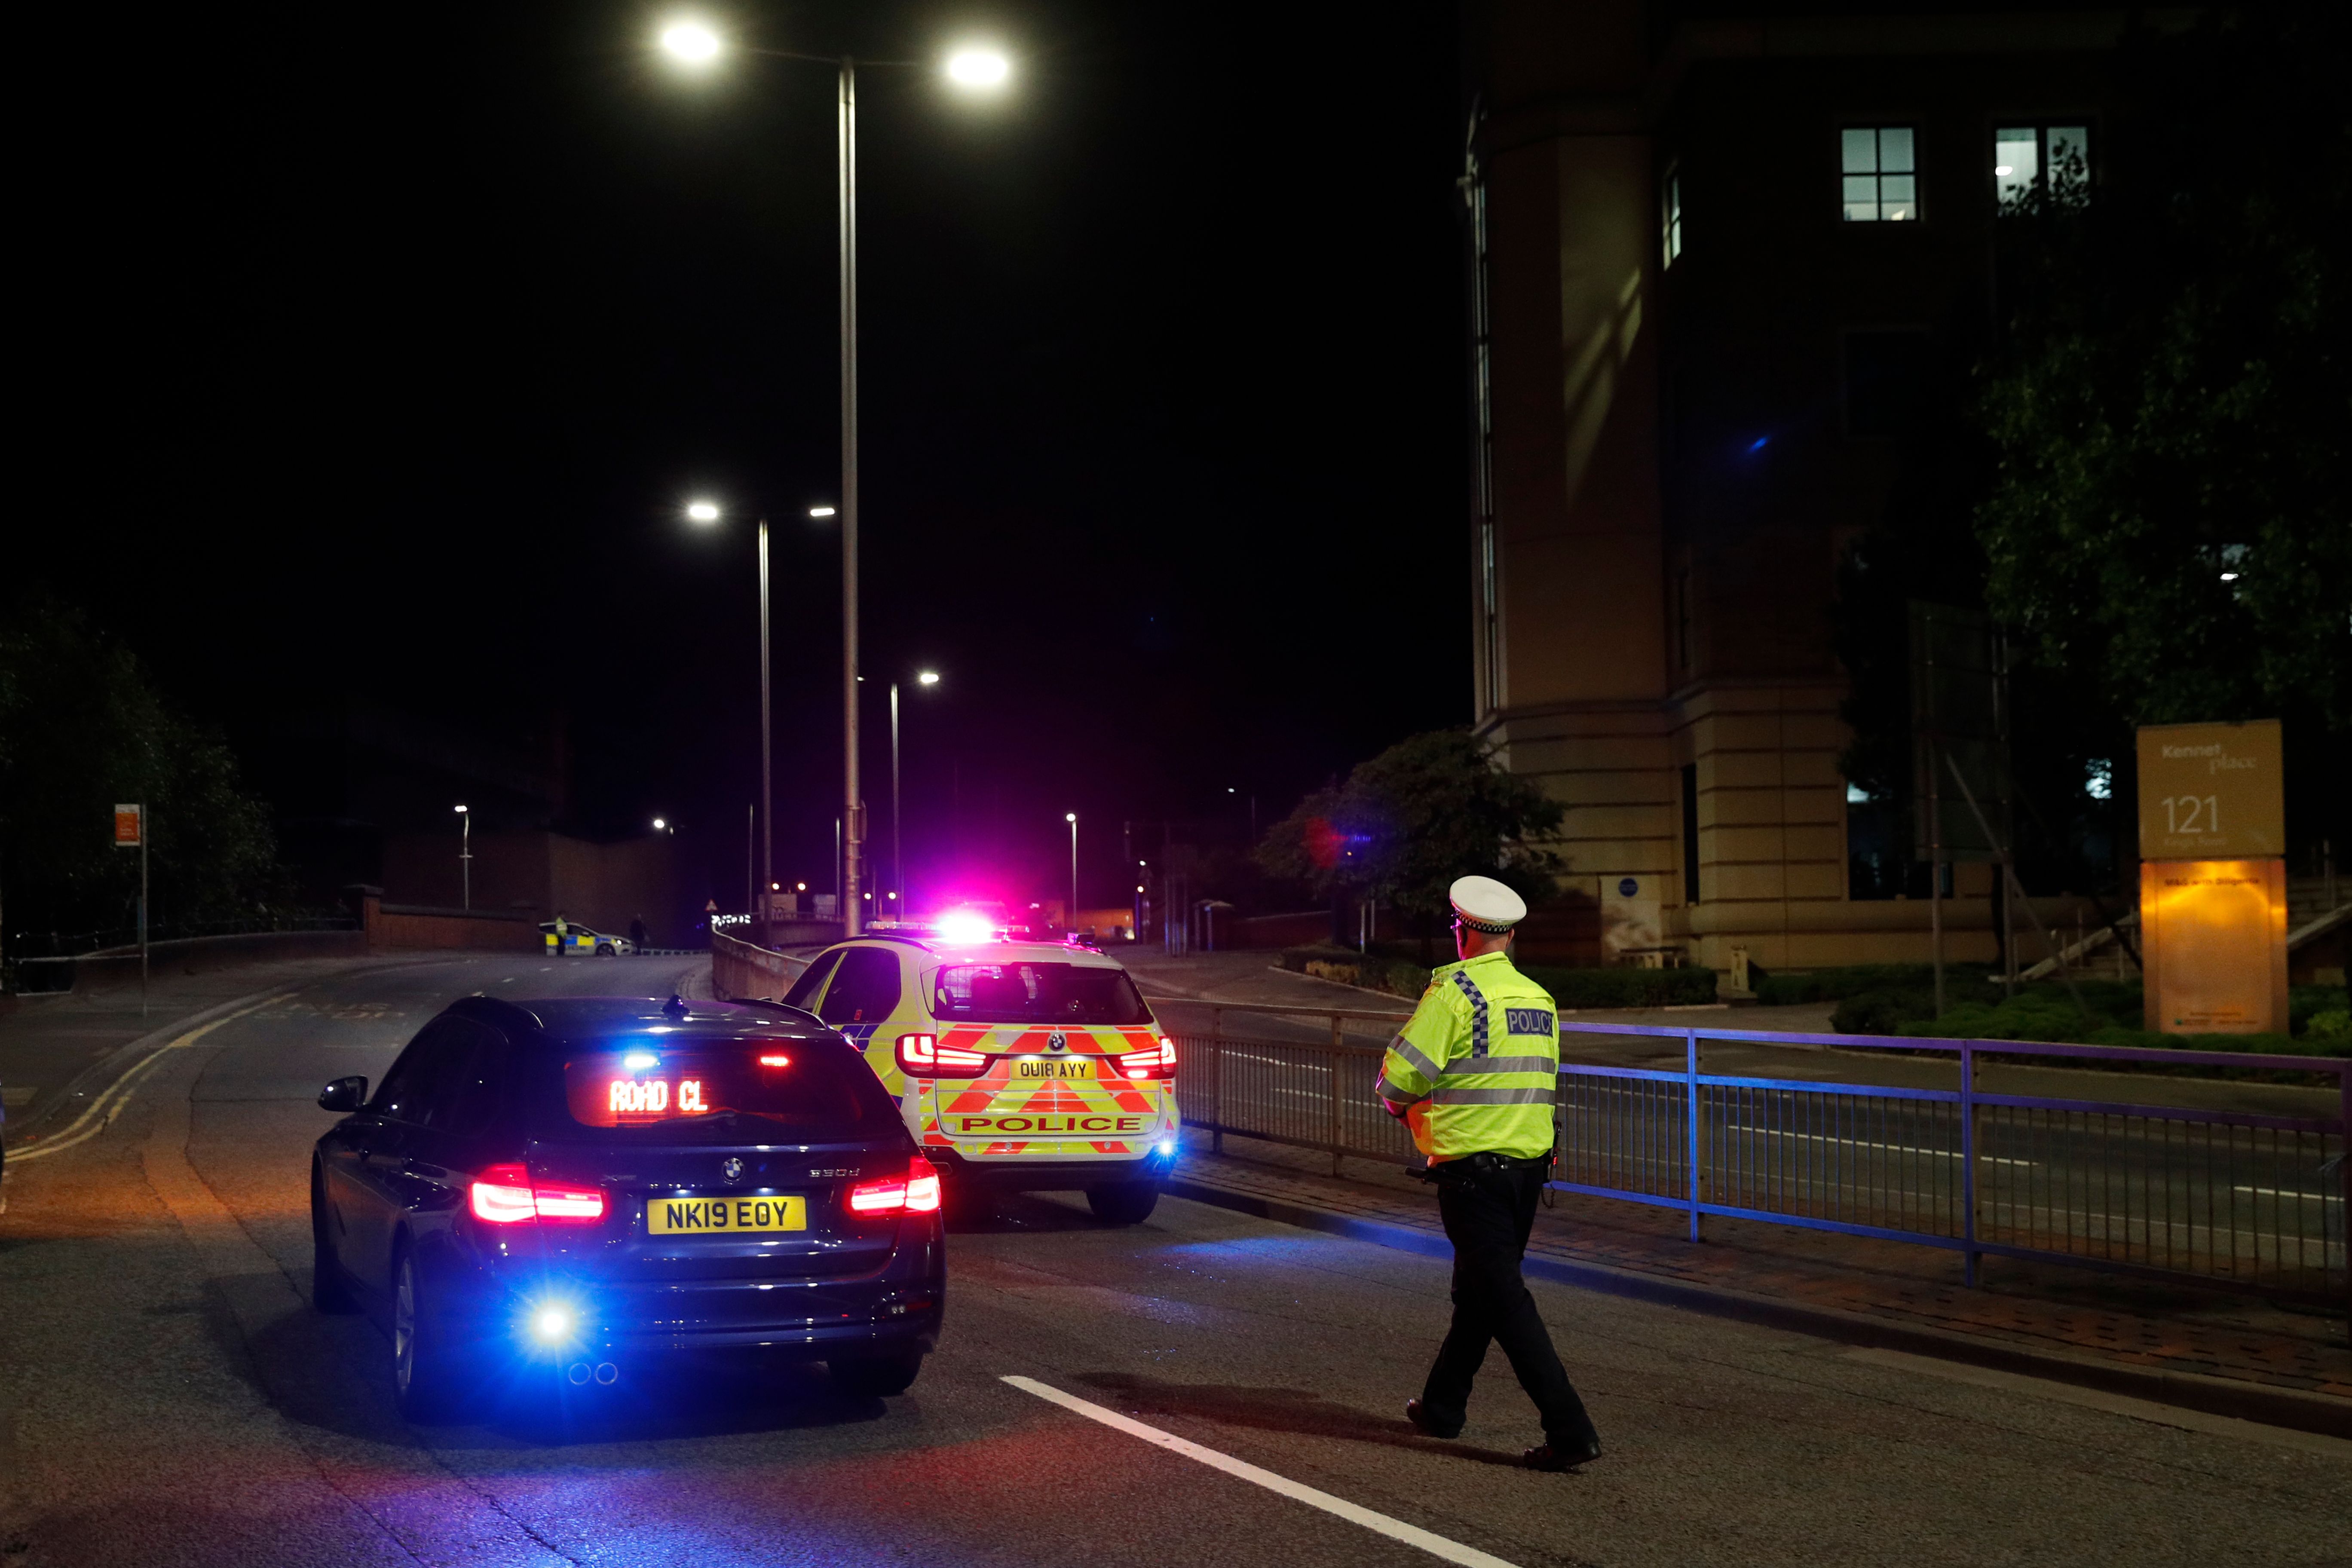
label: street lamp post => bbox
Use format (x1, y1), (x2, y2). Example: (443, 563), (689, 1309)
(657, 23), (1010, 941)
(687, 499), (772, 939)
(889, 670), (941, 919)
(454, 805), (471, 910)
(1065, 812), (1078, 933)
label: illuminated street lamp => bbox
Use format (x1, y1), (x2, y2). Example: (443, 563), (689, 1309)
(454, 805), (471, 910)
(890, 671), (943, 917)
(654, 19), (1011, 937)
(686, 498), (775, 933)
(1065, 812), (1078, 933)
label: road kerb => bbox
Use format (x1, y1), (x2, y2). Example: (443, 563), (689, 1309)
(1166, 1175), (2352, 1443)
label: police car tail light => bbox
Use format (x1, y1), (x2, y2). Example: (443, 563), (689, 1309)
(470, 1162), (606, 1226)
(904, 1156), (942, 1213)
(1120, 1037), (1176, 1080)
(849, 1158), (942, 1216)
(896, 1033), (989, 1076)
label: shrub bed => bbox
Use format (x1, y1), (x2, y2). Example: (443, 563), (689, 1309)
(1277, 945), (1721, 1009)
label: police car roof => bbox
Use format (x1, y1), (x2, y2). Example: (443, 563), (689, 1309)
(456, 995), (830, 1041)
(881, 937), (1127, 970)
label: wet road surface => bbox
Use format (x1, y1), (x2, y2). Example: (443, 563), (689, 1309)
(1, 955), (2344, 1567)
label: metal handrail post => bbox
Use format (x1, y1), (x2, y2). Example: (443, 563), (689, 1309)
(2339, 1066), (2350, 1335)
(1686, 1026), (1702, 1243)
(1329, 1011), (1345, 1175)
(1962, 1038), (1980, 1288)
(1210, 1006), (1224, 1154)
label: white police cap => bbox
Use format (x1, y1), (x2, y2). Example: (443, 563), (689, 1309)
(1449, 875), (1527, 934)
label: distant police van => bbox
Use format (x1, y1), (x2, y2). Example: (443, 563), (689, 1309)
(779, 929), (1178, 1223)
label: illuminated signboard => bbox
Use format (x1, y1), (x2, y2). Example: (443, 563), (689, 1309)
(2135, 720), (2283, 861)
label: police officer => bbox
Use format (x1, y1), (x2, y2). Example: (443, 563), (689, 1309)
(1378, 875), (1601, 1471)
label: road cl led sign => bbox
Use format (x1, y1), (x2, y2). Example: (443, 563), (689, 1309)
(2135, 720), (2283, 859)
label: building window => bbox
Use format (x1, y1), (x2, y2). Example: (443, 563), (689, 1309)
(1661, 166), (1682, 265)
(1844, 330), (1932, 437)
(1994, 123), (2090, 208)
(1680, 763), (1700, 904)
(1841, 126), (1918, 221)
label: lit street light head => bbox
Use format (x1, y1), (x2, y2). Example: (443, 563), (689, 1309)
(808, 504), (837, 519)
(944, 49), (1011, 89)
(917, 671), (940, 686)
(658, 19), (723, 67)
(686, 499), (721, 523)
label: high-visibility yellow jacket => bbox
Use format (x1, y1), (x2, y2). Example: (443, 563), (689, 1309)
(1376, 949), (1559, 1162)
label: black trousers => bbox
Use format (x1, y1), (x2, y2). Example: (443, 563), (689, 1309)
(1420, 1159), (1597, 1447)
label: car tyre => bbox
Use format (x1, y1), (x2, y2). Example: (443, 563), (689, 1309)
(829, 1351), (923, 1397)
(596, 943), (615, 957)
(392, 1248), (472, 1422)
(310, 1167), (360, 1314)
(1086, 1180), (1160, 1226)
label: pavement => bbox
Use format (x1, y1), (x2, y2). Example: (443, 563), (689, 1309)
(3, 951), (2348, 1567)
(1121, 950), (2352, 1417)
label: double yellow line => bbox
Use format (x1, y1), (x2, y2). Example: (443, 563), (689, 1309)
(9, 994), (286, 1166)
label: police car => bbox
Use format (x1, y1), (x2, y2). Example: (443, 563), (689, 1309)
(779, 927), (1178, 1223)
(311, 995), (945, 1419)
(540, 922), (633, 957)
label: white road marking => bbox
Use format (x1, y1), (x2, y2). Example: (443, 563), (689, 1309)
(2232, 1186), (2340, 1202)
(1841, 1348), (2352, 1459)
(1002, 1375), (1526, 1568)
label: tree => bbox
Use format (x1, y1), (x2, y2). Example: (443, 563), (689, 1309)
(1974, 5), (2352, 734)
(1256, 729), (1563, 942)
(0, 595), (288, 951)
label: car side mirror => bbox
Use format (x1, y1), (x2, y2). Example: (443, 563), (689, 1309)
(318, 1076), (368, 1113)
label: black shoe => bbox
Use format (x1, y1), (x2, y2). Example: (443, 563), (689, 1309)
(1404, 1399), (1462, 1440)
(1522, 1438), (1601, 1472)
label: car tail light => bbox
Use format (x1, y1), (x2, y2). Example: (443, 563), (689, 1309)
(470, 1162), (608, 1226)
(848, 1156), (943, 1216)
(1118, 1037), (1177, 1080)
(896, 1032), (990, 1077)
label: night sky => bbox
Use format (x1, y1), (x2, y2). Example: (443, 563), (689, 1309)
(23, 1), (1470, 912)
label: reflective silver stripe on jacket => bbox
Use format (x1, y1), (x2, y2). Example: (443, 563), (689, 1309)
(1375, 1074), (1430, 1106)
(1441, 1054), (1553, 1077)
(1449, 971), (1489, 1057)
(1427, 1084), (1555, 1106)
(1387, 1035), (1444, 1083)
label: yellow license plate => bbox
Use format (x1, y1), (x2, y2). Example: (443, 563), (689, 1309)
(646, 1194), (807, 1234)
(1010, 1056), (1094, 1080)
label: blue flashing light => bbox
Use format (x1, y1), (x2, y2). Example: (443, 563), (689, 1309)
(1157, 1139), (1176, 1158)
(531, 1304), (577, 1343)
(624, 1050), (658, 1072)
(1747, 437), (1770, 454)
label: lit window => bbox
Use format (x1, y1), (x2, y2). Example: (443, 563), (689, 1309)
(1994, 123), (2089, 208)
(1841, 126), (1917, 222)
(1662, 167), (1683, 265)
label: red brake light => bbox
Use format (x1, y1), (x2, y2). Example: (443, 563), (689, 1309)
(1120, 1037), (1176, 1080)
(470, 1162), (607, 1226)
(848, 1156), (943, 1217)
(758, 1053), (790, 1067)
(896, 1033), (991, 1077)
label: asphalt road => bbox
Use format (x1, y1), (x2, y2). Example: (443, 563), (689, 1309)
(2, 954), (2346, 1568)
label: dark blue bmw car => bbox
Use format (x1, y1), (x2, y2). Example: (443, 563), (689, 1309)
(310, 995), (945, 1420)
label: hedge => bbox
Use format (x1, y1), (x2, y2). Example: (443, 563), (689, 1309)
(1275, 945), (1720, 1009)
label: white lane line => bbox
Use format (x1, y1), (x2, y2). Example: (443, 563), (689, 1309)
(2232, 1186), (2340, 1202)
(1001, 1375), (1524, 1568)
(9, 995), (284, 1164)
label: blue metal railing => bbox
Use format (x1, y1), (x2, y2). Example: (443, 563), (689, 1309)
(1165, 1003), (2350, 1311)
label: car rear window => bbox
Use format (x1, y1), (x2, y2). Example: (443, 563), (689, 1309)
(543, 1035), (894, 1143)
(929, 962), (1151, 1026)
